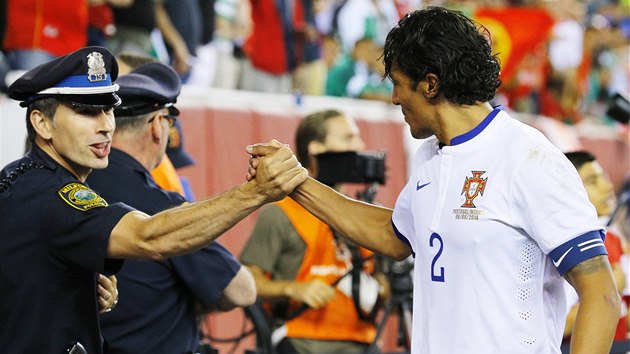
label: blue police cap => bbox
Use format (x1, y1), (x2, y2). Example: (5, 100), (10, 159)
(8, 46), (120, 108)
(113, 62), (181, 117)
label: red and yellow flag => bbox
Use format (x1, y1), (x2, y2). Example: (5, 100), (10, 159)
(475, 7), (554, 82)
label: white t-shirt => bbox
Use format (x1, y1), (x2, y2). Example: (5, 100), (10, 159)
(392, 108), (606, 353)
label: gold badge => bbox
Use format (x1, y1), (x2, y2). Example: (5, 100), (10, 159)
(87, 52), (108, 82)
(58, 183), (108, 211)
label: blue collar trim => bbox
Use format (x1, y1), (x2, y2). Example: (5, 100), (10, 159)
(450, 106), (503, 146)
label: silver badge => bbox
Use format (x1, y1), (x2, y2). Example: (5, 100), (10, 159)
(86, 52), (108, 82)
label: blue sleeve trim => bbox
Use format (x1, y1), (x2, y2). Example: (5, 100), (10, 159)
(391, 221), (415, 257)
(548, 230), (607, 275)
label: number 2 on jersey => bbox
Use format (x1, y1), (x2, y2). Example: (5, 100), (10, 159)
(429, 233), (445, 282)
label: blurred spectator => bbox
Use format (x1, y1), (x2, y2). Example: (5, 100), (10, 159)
(107, 0), (190, 77)
(189, 0), (251, 89)
(157, 0), (208, 79)
(107, 0), (158, 55)
(242, 0), (319, 94)
(539, 0), (587, 124)
(326, 37), (389, 101)
(117, 50), (157, 74)
(88, 0), (133, 47)
(334, 0), (399, 54)
(3, 0), (88, 70)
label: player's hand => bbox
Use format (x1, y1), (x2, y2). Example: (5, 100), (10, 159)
(245, 140), (307, 201)
(286, 279), (336, 309)
(97, 274), (119, 314)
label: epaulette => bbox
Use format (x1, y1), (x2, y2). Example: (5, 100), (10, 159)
(0, 160), (45, 194)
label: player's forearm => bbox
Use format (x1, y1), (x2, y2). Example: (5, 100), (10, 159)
(570, 296), (619, 354)
(566, 256), (621, 354)
(109, 182), (267, 259)
(291, 177), (410, 260)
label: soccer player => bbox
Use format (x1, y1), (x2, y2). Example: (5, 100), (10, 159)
(247, 7), (620, 354)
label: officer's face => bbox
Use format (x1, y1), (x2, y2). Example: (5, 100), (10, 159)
(47, 103), (115, 179)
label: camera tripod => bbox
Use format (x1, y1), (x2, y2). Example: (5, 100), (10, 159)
(367, 258), (413, 353)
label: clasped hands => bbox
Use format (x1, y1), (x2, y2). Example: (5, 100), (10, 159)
(245, 139), (307, 200)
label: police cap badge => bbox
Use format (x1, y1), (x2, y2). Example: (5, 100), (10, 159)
(8, 46), (121, 108)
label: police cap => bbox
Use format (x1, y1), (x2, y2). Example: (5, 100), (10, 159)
(114, 62), (181, 117)
(8, 46), (120, 108)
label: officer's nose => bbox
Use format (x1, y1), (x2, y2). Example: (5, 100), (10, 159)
(97, 110), (115, 133)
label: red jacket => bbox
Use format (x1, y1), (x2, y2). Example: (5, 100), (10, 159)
(244, 0), (308, 75)
(4, 0), (88, 56)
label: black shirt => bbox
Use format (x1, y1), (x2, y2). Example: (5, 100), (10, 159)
(0, 144), (132, 353)
(88, 148), (240, 354)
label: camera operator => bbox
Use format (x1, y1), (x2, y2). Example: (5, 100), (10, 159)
(240, 109), (390, 353)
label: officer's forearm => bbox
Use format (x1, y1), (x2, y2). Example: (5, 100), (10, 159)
(108, 182), (266, 259)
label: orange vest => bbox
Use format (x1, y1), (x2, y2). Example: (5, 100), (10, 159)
(151, 156), (185, 197)
(276, 198), (376, 343)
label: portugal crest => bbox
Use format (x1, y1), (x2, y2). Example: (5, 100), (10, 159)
(461, 171), (487, 208)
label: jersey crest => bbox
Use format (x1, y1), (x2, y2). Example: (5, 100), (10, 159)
(58, 182), (108, 211)
(461, 171), (487, 208)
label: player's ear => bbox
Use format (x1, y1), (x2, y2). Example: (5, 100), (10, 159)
(30, 109), (53, 140)
(420, 73), (439, 99)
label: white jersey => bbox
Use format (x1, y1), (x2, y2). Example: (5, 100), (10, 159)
(392, 108), (606, 354)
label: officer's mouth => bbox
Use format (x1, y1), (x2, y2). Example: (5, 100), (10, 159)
(90, 141), (111, 158)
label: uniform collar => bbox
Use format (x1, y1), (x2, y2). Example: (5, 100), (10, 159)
(28, 143), (60, 171)
(449, 106), (503, 146)
(108, 148), (150, 175)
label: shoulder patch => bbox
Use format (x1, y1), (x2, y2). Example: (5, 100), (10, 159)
(58, 183), (108, 211)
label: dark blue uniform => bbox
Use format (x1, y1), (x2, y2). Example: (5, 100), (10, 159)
(88, 148), (240, 354)
(0, 145), (133, 353)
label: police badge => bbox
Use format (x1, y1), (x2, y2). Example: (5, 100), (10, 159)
(87, 52), (108, 82)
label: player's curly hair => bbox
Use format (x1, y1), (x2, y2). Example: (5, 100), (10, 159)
(383, 6), (501, 105)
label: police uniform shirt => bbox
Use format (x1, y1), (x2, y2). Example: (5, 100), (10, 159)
(0, 144), (133, 353)
(87, 148), (240, 354)
(391, 107), (607, 353)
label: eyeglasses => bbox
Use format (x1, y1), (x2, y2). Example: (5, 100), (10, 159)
(148, 113), (177, 128)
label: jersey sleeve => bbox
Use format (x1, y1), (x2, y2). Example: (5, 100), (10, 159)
(391, 173), (416, 255)
(171, 241), (241, 309)
(510, 145), (605, 274)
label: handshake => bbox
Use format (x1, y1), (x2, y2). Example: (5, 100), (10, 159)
(244, 139), (309, 203)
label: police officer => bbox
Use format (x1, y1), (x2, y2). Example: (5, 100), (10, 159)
(0, 46), (306, 353)
(87, 62), (256, 353)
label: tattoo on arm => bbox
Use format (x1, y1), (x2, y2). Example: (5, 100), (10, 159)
(564, 255), (609, 287)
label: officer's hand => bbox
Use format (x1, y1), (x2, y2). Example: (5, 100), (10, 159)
(286, 279), (336, 309)
(245, 140), (307, 202)
(97, 274), (119, 314)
